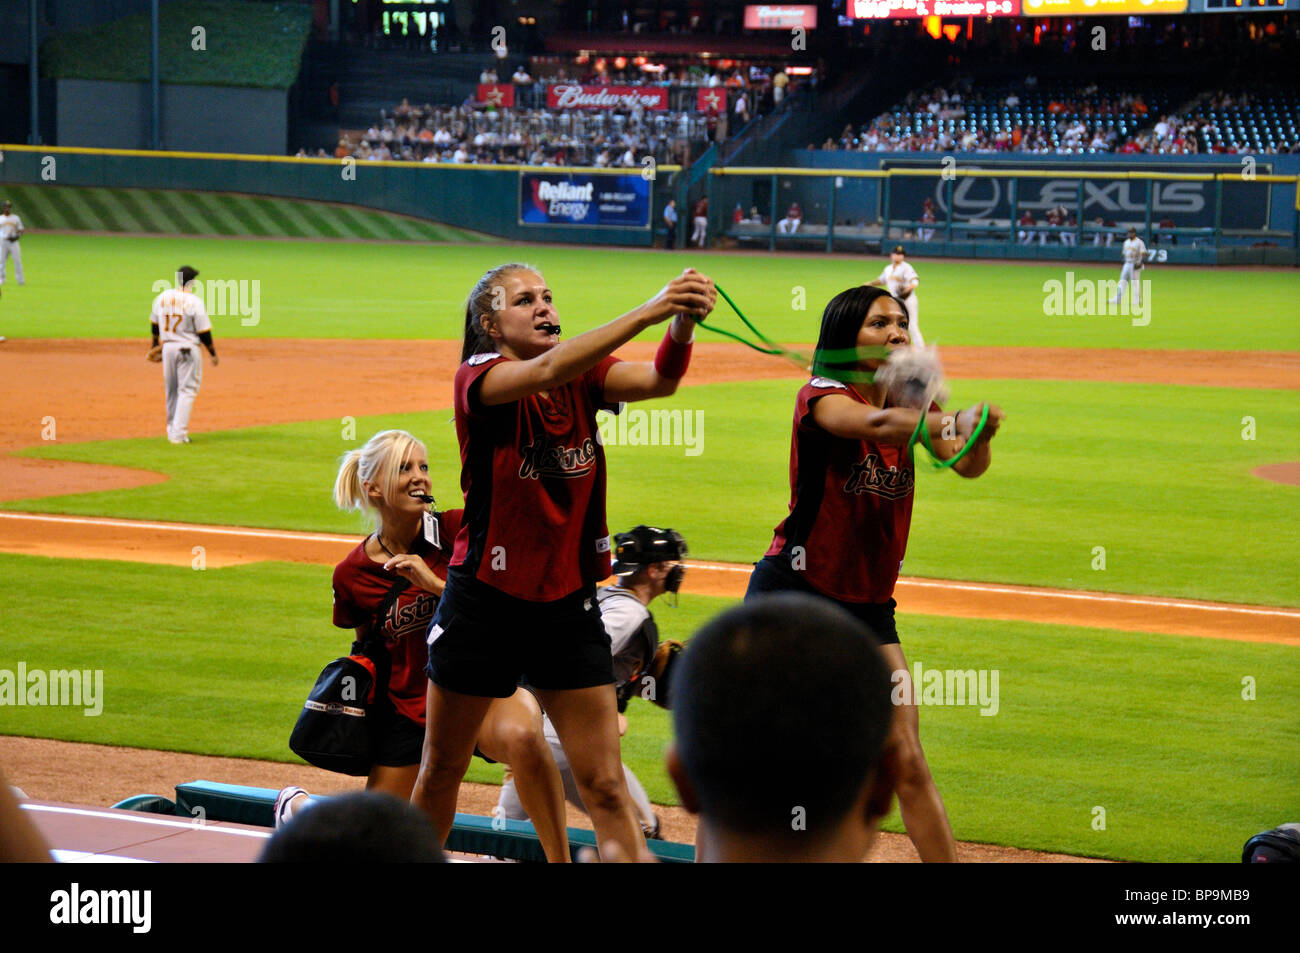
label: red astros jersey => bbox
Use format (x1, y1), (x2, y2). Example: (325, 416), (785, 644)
(332, 508), (463, 725)
(765, 378), (928, 603)
(451, 353), (622, 601)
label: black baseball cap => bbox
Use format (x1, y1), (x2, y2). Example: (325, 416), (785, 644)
(177, 265), (199, 286)
(891, 245), (906, 255)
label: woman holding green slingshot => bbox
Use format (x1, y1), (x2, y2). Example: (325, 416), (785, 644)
(744, 284), (1003, 863)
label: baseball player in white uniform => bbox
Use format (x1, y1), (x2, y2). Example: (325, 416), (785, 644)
(496, 525), (688, 840)
(868, 244), (923, 346)
(1112, 228), (1147, 306)
(149, 265), (219, 444)
(0, 200), (24, 294)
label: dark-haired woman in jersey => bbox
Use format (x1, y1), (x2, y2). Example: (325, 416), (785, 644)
(746, 284), (1004, 862)
(411, 262), (715, 858)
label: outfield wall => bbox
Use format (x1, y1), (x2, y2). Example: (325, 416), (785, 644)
(2, 143), (1295, 260)
(727, 151), (1300, 265)
(0, 145), (682, 247)
(54, 81), (289, 155)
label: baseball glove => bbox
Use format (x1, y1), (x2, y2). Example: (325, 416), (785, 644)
(641, 640), (684, 710)
(145, 345), (163, 363)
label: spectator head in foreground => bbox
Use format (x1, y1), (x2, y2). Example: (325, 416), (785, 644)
(667, 594), (899, 862)
(259, 791), (446, 863)
(1242, 823), (1300, 863)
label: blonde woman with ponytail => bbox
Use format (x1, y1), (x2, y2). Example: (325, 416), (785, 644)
(276, 429), (571, 861)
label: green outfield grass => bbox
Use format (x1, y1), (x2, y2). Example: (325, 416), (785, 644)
(10, 379), (1299, 606)
(0, 552), (1294, 863)
(1, 233), (1297, 350)
(0, 185), (492, 243)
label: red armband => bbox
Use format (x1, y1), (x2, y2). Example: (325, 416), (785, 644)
(654, 328), (693, 380)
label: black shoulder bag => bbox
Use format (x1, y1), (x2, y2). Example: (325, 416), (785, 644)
(289, 577), (411, 776)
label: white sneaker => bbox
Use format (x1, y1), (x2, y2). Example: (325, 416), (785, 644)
(0, 336), (6, 343)
(273, 785), (308, 828)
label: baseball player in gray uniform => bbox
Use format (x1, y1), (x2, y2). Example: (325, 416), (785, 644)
(1111, 227), (1147, 307)
(0, 200), (24, 295)
(497, 525), (688, 840)
(149, 265), (219, 444)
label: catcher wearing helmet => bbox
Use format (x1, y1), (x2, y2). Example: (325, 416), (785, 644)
(498, 525), (687, 839)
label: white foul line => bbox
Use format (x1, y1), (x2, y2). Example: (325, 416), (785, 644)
(21, 803), (271, 839)
(4, 512), (1297, 622)
(0, 511), (357, 544)
(681, 562), (1300, 620)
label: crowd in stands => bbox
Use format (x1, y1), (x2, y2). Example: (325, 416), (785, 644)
(827, 81), (1298, 156)
(309, 100), (699, 167)
(834, 81), (1170, 155)
(294, 54), (810, 164)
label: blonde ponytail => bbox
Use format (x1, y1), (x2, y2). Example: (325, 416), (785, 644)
(333, 430), (426, 531)
(333, 448), (366, 512)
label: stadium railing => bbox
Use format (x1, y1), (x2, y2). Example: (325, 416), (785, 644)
(110, 781), (696, 863)
(706, 165), (1300, 265)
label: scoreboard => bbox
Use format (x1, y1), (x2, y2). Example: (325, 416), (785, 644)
(849, 0), (1019, 14)
(1021, 0), (1187, 14)
(848, 0), (1293, 13)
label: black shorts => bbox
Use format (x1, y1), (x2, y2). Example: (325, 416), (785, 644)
(368, 698), (497, 766)
(369, 702), (424, 768)
(426, 567), (615, 698)
(744, 556), (901, 645)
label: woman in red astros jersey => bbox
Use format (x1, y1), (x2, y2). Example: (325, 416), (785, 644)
(411, 263), (715, 858)
(330, 429), (570, 861)
(745, 286), (1004, 862)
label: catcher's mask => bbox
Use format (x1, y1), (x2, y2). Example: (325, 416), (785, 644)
(611, 526), (687, 581)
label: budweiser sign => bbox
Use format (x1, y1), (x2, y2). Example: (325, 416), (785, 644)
(547, 85), (668, 111)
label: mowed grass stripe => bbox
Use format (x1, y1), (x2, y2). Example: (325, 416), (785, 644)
(227, 194), (284, 237)
(0, 184), (489, 242)
(290, 200), (345, 239)
(43, 187), (101, 230)
(328, 203), (384, 240)
(91, 187), (149, 231)
(217, 195), (274, 237)
(65, 186), (114, 230)
(366, 208), (427, 241)
(108, 188), (167, 233)
(121, 188), (182, 233)
(8, 185), (74, 230)
(187, 192), (247, 235)
(148, 189), (212, 235)
(247, 196), (302, 236)
(264, 197), (318, 237)
(327, 204), (387, 239)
